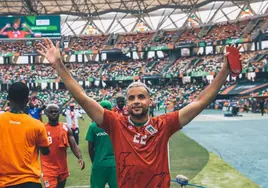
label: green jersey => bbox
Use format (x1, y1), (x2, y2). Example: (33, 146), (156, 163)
(85, 122), (116, 168)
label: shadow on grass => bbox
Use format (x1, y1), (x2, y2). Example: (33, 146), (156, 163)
(169, 132), (209, 182)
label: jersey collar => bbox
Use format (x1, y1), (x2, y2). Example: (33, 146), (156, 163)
(128, 116), (151, 127)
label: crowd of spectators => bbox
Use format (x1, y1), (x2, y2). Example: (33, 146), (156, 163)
(191, 55), (223, 73)
(247, 50), (268, 72)
(206, 20), (249, 41)
(115, 32), (155, 49)
(102, 60), (145, 78)
(0, 40), (58, 54)
(0, 83), (204, 112)
(1, 48), (268, 83)
(1, 80), (268, 114)
(177, 28), (201, 44)
(144, 58), (170, 75)
(1, 15), (268, 114)
(167, 57), (197, 75)
(153, 30), (177, 46)
(66, 63), (102, 80)
(0, 92), (7, 110)
(0, 64), (56, 83)
(151, 17), (265, 45)
(0, 63), (103, 83)
(67, 35), (109, 52)
(152, 83), (206, 111)
(165, 49), (268, 76)
(37, 90), (71, 108)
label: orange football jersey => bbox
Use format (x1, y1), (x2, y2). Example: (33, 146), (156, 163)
(41, 122), (70, 177)
(100, 109), (180, 187)
(0, 112), (49, 187)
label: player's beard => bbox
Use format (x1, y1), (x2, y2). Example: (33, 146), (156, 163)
(129, 106), (149, 119)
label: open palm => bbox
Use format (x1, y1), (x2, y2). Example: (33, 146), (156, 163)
(37, 38), (62, 67)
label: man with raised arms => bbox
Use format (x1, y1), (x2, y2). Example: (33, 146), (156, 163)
(37, 38), (240, 187)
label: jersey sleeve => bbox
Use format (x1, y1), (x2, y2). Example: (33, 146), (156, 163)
(159, 111), (180, 137)
(37, 123), (49, 147)
(100, 109), (121, 135)
(85, 123), (95, 142)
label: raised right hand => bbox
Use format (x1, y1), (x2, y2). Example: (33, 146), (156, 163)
(37, 38), (62, 68)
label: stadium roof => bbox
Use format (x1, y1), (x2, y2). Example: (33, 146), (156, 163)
(1, 0), (268, 35)
(0, 0), (259, 16)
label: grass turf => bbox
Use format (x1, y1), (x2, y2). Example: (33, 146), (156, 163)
(191, 153), (259, 188)
(42, 115), (258, 187)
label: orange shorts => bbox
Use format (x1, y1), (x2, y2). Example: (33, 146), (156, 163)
(42, 173), (69, 188)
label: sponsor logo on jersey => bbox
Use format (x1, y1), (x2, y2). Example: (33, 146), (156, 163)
(9, 120), (21, 125)
(96, 132), (108, 136)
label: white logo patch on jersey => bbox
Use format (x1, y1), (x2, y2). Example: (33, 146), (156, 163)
(145, 125), (157, 135)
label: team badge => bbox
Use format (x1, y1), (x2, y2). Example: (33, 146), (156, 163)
(145, 125), (157, 135)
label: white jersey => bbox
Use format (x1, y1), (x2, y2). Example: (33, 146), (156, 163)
(64, 108), (82, 129)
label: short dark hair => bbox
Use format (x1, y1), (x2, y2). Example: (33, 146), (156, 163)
(116, 96), (125, 101)
(8, 82), (29, 104)
(116, 95), (125, 99)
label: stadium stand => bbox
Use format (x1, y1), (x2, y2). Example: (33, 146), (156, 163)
(0, 92), (7, 110)
(115, 32), (155, 49)
(36, 90), (71, 108)
(68, 35), (109, 51)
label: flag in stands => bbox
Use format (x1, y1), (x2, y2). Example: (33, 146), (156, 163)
(84, 23), (98, 35)
(240, 6), (254, 18)
(188, 14), (200, 27)
(135, 21), (149, 32)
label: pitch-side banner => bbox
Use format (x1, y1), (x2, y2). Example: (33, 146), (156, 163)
(0, 15), (60, 39)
